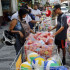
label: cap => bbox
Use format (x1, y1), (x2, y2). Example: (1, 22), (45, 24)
(53, 4), (61, 11)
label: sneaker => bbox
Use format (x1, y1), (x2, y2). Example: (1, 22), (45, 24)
(62, 57), (66, 65)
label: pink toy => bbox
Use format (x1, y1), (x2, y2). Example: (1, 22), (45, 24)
(67, 17), (70, 25)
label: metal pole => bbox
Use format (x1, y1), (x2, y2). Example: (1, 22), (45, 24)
(0, 0), (3, 16)
(68, 0), (69, 7)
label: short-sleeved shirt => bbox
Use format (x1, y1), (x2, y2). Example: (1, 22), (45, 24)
(46, 10), (51, 17)
(55, 13), (68, 40)
(11, 12), (18, 20)
(32, 9), (41, 21)
(11, 12), (32, 24)
(24, 14), (32, 24)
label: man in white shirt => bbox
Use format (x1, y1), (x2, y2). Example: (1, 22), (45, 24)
(11, 11), (38, 24)
(32, 5), (41, 21)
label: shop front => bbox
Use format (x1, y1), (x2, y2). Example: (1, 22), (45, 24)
(1, 0), (18, 14)
(0, 0), (18, 24)
(1, 0), (11, 13)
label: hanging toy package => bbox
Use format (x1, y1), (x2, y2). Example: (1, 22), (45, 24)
(67, 16), (70, 54)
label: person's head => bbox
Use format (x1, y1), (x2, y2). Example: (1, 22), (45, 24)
(53, 4), (62, 14)
(21, 3), (28, 9)
(34, 5), (38, 10)
(24, 3), (28, 9)
(43, 7), (46, 10)
(18, 8), (28, 20)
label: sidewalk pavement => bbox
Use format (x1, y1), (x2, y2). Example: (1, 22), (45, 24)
(0, 24), (16, 70)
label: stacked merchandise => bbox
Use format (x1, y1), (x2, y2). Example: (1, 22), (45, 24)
(34, 15), (52, 32)
(19, 11), (68, 70)
(20, 52), (67, 70)
(24, 31), (54, 60)
(19, 23), (68, 70)
(66, 15), (70, 54)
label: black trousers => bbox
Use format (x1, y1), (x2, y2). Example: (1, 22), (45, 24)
(55, 38), (65, 48)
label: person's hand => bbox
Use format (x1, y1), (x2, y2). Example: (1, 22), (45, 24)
(48, 29), (52, 32)
(18, 31), (24, 38)
(52, 33), (55, 38)
(33, 14), (36, 16)
(36, 21), (42, 24)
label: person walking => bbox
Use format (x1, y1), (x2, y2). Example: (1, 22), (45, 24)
(49, 4), (68, 65)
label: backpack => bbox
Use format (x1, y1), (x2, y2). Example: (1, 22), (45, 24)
(20, 20), (31, 38)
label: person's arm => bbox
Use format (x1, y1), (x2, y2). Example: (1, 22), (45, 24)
(54, 26), (64, 36)
(30, 20), (38, 24)
(9, 19), (18, 33)
(30, 20), (42, 24)
(48, 25), (57, 31)
(51, 25), (57, 30)
(28, 14), (38, 24)
(35, 14), (41, 17)
(9, 19), (24, 38)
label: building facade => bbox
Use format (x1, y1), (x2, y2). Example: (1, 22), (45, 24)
(0, 0), (18, 25)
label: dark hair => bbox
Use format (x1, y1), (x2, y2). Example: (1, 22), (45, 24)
(18, 8), (28, 21)
(53, 4), (61, 11)
(21, 3), (28, 9)
(28, 9), (31, 14)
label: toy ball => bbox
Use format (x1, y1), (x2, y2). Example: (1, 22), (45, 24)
(32, 56), (45, 70)
(20, 62), (32, 70)
(27, 52), (39, 64)
(47, 55), (62, 66)
(44, 60), (59, 70)
(56, 66), (68, 70)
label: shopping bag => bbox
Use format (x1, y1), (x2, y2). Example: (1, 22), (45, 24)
(47, 49), (63, 66)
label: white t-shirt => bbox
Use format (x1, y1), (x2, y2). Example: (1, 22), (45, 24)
(32, 9), (41, 21)
(24, 14), (32, 24)
(11, 11), (18, 20)
(11, 12), (32, 24)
